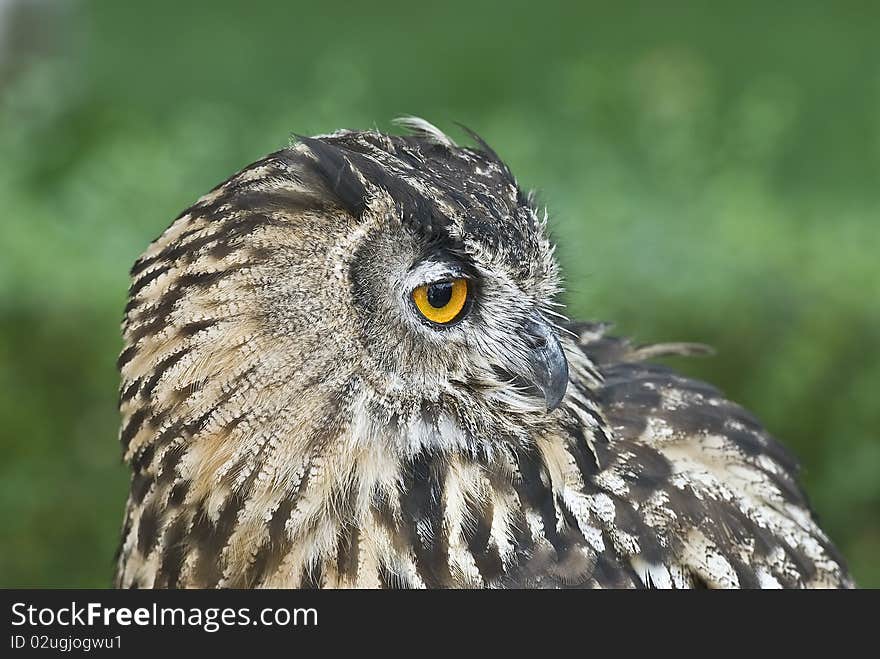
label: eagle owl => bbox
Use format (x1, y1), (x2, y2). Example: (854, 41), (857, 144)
(115, 119), (852, 588)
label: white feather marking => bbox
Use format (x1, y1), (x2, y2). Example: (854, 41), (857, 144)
(392, 116), (457, 147)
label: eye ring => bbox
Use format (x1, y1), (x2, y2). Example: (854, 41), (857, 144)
(412, 279), (470, 325)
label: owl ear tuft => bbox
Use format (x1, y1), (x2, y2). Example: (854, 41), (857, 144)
(296, 134), (453, 241)
(297, 136), (371, 218)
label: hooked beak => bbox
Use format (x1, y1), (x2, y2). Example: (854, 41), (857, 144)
(521, 313), (569, 411)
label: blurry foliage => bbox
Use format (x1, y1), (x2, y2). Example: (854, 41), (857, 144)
(0, 0), (878, 586)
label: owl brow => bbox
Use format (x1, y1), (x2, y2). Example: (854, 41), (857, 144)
(412, 240), (479, 279)
(409, 261), (467, 287)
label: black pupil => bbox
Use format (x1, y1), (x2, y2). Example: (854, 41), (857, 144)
(427, 282), (454, 308)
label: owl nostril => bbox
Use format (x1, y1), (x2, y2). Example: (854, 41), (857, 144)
(521, 320), (549, 349)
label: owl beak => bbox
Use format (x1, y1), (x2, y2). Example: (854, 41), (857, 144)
(523, 314), (569, 411)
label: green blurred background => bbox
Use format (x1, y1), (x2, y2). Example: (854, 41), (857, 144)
(1, 0), (877, 587)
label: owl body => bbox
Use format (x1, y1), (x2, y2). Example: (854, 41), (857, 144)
(115, 120), (852, 588)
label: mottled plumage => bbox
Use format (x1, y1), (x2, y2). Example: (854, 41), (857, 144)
(115, 119), (852, 588)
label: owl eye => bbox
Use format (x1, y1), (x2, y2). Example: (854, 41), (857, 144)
(412, 279), (469, 325)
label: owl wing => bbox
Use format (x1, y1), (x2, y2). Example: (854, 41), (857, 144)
(570, 322), (853, 588)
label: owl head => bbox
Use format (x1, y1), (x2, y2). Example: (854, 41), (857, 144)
(119, 119), (578, 492)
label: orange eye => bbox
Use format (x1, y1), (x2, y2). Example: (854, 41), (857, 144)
(412, 279), (469, 325)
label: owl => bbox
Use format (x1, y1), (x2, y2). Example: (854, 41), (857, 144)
(115, 118), (852, 588)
